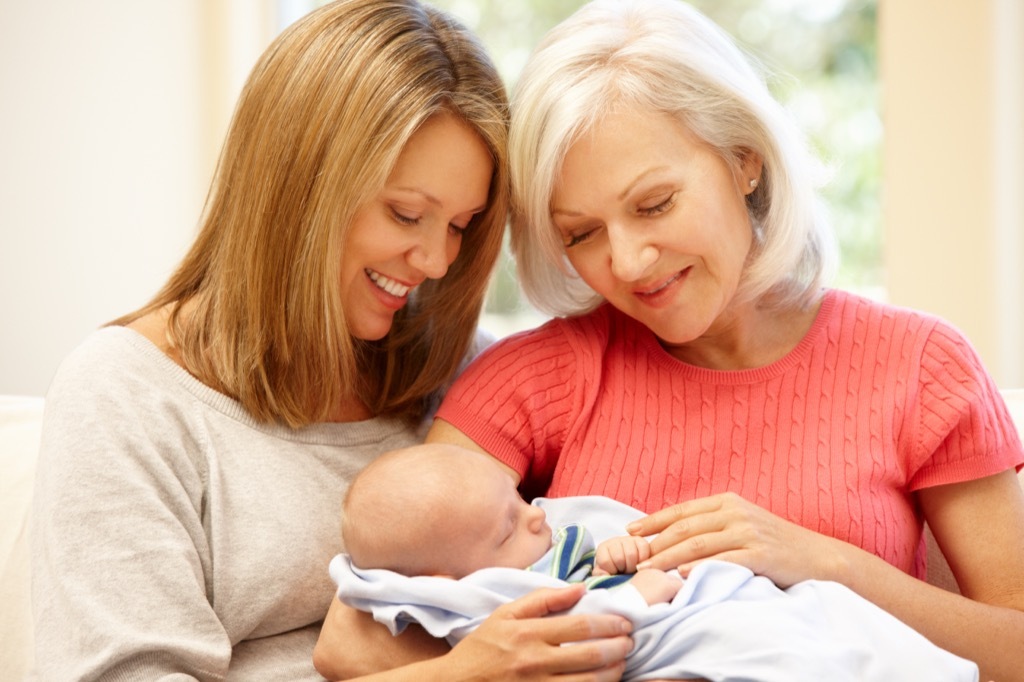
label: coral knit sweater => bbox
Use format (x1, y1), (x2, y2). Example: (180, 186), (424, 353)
(437, 290), (1024, 578)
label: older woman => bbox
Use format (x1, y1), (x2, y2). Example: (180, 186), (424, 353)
(320, 1), (1024, 679)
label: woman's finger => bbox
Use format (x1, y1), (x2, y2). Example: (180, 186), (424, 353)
(464, 592), (634, 679)
(523, 610), (634, 647)
(639, 530), (736, 572)
(627, 495), (728, 537)
(557, 662), (629, 682)
(643, 507), (733, 557)
(495, 583), (588, 619)
(542, 626), (634, 672)
(492, 585), (634, 645)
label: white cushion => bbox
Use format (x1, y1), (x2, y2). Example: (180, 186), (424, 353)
(0, 396), (43, 680)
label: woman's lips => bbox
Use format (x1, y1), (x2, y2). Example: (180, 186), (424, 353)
(635, 267), (691, 300)
(366, 269), (417, 311)
(366, 269), (412, 298)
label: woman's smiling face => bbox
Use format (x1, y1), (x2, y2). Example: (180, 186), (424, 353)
(341, 112), (493, 341)
(550, 107), (761, 347)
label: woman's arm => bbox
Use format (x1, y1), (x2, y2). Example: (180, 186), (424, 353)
(313, 598), (448, 678)
(314, 583), (633, 680)
(31, 338), (234, 679)
(426, 418), (513, 471)
(628, 471), (1024, 682)
(904, 471), (1024, 681)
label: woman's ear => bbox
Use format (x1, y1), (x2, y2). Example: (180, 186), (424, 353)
(737, 147), (764, 195)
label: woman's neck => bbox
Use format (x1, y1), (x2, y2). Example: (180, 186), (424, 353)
(127, 301), (374, 424)
(327, 400), (374, 423)
(660, 298), (822, 371)
(126, 303), (185, 367)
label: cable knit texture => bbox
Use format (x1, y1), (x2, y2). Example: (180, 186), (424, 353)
(437, 290), (1024, 578)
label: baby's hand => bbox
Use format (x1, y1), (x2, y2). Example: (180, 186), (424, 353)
(593, 535), (652, 576)
(628, 568), (683, 606)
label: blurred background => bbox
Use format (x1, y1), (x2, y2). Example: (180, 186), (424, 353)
(1, 0), (1021, 397)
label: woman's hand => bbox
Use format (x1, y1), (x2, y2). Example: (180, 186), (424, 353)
(627, 492), (846, 588)
(316, 584), (633, 681)
(444, 583), (633, 680)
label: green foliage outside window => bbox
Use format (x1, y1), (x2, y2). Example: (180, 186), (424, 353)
(427, 0), (882, 323)
(310, 0), (881, 325)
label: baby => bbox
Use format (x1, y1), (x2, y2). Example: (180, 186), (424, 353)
(340, 440), (683, 604)
(333, 443), (978, 682)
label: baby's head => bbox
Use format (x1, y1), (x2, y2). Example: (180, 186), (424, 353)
(342, 443), (552, 578)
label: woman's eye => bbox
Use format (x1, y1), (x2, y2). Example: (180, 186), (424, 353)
(449, 223), (468, 237)
(391, 208), (420, 226)
(638, 193), (676, 217)
(565, 229), (595, 248)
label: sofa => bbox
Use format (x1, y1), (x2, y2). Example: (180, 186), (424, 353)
(1, 395), (43, 681)
(3, 391), (1023, 678)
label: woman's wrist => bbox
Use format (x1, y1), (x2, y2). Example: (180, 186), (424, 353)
(814, 535), (889, 593)
(314, 598), (449, 679)
(819, 538), (857, 585)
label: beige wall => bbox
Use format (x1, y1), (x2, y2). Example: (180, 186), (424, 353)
(0, 1), (275, 396)
(880, 0), (1024, 387)
(2, 1), (1022, 395)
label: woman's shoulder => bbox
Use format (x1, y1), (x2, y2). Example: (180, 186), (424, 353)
(439, 308), (618, 416)
(38, 327), (204, 481)
(827, 288), (967, 330)
(824, 288), (971, 350)
(49, 326), (169, 397)
(823, 288), (992, 385)
(45, 325), (236, 433)
(471, 306), (617, 366)
(45, 326), (197, 431)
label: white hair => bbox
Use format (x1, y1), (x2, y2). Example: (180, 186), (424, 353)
(509, 0), (836, 316)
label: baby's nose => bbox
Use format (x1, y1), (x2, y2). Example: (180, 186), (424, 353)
(531, 507), (550, 532)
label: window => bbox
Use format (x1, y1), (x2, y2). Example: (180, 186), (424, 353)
(280, 0), (881, 336)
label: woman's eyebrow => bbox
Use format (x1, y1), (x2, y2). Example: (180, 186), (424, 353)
(393, 186), (487, 214)
(617, 166), (671, 201)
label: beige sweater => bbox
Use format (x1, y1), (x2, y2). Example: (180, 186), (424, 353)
(30, 327), (421, 681)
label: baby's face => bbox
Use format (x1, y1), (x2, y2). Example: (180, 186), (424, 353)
(436, 458), (552, 577)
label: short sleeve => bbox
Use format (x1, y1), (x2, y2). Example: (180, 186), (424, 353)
(905, 320), (1024, 490)
(435, 318), (591, 492)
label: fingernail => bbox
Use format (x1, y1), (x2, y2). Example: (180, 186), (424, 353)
(636, 561), (651, 570)
(626, 522), (640, 533)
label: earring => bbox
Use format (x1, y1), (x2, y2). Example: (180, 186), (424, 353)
(749, 178), (759, 190)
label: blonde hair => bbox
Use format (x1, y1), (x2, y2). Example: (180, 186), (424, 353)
(509, 0), (835, 317)
(114, 0), (509, 427)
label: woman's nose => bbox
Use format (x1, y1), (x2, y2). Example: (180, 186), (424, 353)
(408, 224), (455, 279)
(607, 223), (658, 282)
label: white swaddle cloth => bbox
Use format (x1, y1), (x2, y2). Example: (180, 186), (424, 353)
(333, 495), (978, 682)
